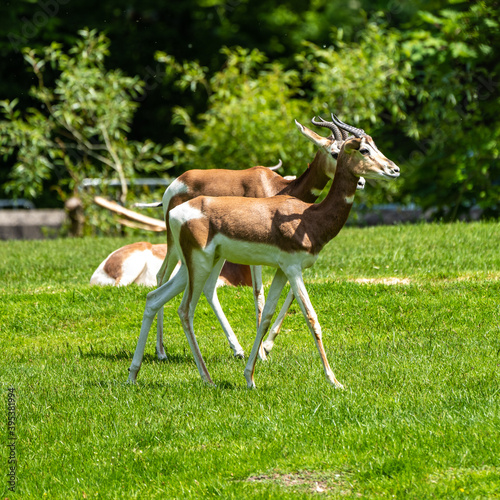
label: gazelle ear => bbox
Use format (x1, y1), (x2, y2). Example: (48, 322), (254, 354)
(295, 119), (333, 148)
(343, 137), (361, 153)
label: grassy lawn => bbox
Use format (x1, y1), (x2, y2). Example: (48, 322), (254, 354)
(1, 222), (499, 498)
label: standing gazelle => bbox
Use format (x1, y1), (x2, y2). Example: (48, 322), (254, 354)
(128, 116), (400, 388)
(153, 116), (364, 361)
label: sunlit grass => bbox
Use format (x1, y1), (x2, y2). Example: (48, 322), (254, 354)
(1, 222), (499, 498)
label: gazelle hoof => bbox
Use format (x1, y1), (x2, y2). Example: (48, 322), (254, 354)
(127, 365), (140, 384)
(262, 340), (273, 354)
(244, 371), (256, 389)
(234, 350), (245, 359)
(155, 345), (168, 361)
(202, 378), (216, 387)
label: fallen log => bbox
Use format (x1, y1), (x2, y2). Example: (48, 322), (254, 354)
(94, 196), (166, 232)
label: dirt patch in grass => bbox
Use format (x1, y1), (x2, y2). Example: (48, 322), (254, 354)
(427, 465), (500, 484)
(246, 470), (359, 496)
(452, 273), (500, 281)
(351, 273), (500, 285)
(353, 277), (411, 285)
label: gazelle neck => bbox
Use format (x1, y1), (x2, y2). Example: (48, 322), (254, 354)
(308, 154), (359, 252)
(284, 149), (333, 202)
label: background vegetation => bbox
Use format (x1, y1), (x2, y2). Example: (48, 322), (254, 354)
(1, 223), (499, 498)
(1, 4), (498, 497)
(0, 0), (499, 232)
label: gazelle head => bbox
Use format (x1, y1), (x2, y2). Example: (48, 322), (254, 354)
(294, 115), (365, 189)
(331, 114), (400, 181)
(294, 116), (342, 165)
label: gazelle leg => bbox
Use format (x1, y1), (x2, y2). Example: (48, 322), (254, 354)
(203, 259), (245, 358)
(177, 253), (215, 385)
(244, 269), (288, 389)
(156, 306), (166, 359)
(286, 271), (343, 389)
(250, 265), (269, 361)
(262, 288), (294, 354)
(156, 247), (177, 286)
(155, 255), (181, 360)
(250, 265), (265, 327)
(116, 258), (147, 286)
(128, 266), (187, 383)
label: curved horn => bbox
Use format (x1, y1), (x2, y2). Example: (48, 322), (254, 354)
(331, 113), (365, 138)
(311, 116), (343, 142)
(337, 126), (349, 141)
(266, 159), (282, 171)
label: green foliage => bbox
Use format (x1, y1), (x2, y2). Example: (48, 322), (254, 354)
(0, 29), (170, 217)
(157, 2), (500, 217)
(400, 2), (500, 218)
(1, 223), (499, 497)
(298, 21), (412, 205)
(158, 46), (311, 176)
(157, 22), (411, 205)
(299, 21), (411, 124)
(1, 1), (500, 219)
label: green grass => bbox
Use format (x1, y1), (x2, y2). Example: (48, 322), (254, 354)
(1, 222), (499, 499)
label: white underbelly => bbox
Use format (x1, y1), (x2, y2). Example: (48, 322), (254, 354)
(210, 234), (317, 270)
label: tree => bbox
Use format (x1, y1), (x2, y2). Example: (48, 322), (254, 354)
(157, 46), (311, 176)
(157, 23), (412, 207)
(297, 20), (412, 206)
(0, 29), (170, 234)
(158, 3), (500, 218)
(2, 1), (500, 221)
(400, 2), (500, 218)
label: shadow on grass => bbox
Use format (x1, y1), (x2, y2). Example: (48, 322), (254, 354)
(85, 379), (168, 390)
(80, 348), (195, 365)
(215, 380), (239, 390)
(79, 347), (247, 391)
(80, 346), (246, 366)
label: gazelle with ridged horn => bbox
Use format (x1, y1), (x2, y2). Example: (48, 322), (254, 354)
(262, 114), (367, 353)
(127, 115), (399, 387)
(152, 116), (364, 361)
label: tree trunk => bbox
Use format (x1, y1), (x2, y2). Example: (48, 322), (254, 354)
(65, 196), (85, 237)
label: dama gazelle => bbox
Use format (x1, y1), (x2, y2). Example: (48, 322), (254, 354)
(152, 116), (365, 361)
(127, 115), (400, 388)
(89, 242), (252, 288)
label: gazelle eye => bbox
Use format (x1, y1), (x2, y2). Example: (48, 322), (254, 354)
(331, 152), (338, 159)
(360, 149), (370, 155)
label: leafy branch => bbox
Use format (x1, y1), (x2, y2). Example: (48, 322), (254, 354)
(0, 28), (171, 229)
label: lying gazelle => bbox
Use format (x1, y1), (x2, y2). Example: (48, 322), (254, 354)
(152, 116), (365, 361)
(127, 115), (400, 388)
(90, 242), (167, 287)
(89, 242), (252, 288)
